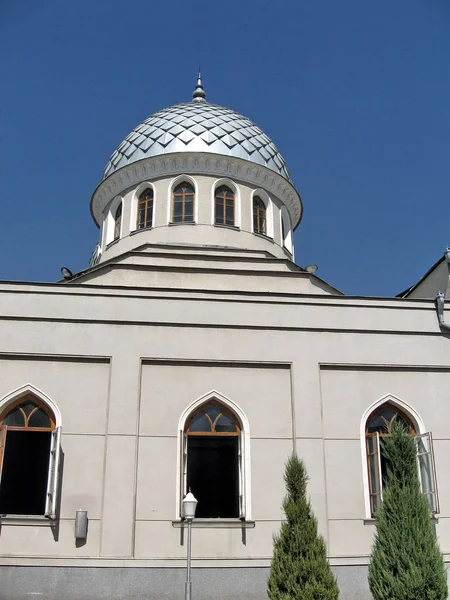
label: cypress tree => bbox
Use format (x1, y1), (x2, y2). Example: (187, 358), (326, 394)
(268, 454), (339, 599)
(369, 420), (448, 600)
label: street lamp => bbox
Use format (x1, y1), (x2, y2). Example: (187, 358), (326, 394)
(182, 491), (198, 600)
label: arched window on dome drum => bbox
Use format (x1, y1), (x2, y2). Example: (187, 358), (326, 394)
(365, 402), (438, 516)
(214, 185), (235, 227)
(172, 182), (195, 223)
(0, 395), (61, 517)
(182, 401), (242, 518)
(113, 203), (122, 240)
(253, 196), (266, 235)
(137, 188), (154, 230)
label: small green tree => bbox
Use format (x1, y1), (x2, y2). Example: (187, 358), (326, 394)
(268, 454), (339, 599)
(369, 420), (448, 600)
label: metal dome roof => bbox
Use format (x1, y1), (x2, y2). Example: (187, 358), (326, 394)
(103, 77), (291, 182)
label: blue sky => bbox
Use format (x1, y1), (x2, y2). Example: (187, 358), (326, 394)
(1, 0), (449, 295)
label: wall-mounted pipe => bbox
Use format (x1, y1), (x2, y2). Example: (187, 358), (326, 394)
(436, 292), (450, 331)
(434, 248), (450, 332)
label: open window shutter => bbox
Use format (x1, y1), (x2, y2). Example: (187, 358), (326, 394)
(416, 432), (439, 513)
(182, 431), (188, 499)
(45, 426), (61, 519)
(237, 433), (244, 519)
(0, 426), (7, 486)
(366, 432), (382, 516)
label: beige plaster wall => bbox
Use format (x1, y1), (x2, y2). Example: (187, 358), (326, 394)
(0, 281), (449, 567)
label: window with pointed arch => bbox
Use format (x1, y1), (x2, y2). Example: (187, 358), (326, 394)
(365, 402), (438, 517)
(172, 182), (195, 223)
(0, 395), (61, 517)
(181, 401), (243, 518)
(137, 188), (154, 229)
(253, 196), (267, 235)
(214, 185), (235, 227)
(113, 203), (122, 240)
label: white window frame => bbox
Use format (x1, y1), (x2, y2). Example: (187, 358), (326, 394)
(0, 384), (63, 520)
(45, 426), (62, 519)
(416, 431), (439, 513)
(360, 393), (438, 518)
(366, 431), (383, 516)
(176, 390), (251, 520)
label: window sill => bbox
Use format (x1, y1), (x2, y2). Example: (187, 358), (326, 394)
(106, 238), (120, 249)
(130, 226), (153, 235)
(253, 231), (274, 242)
(0, 515), (56, 527)
(172, 519), (255, 529)
(364, 516), (438, 525)
(214, 223), (240, 231)
(168, 221), (196, 226)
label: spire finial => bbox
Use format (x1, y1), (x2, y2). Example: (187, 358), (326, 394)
(192, 68), (206, 102)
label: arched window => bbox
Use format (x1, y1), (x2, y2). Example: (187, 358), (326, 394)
(0, 394), (61, 517)
(215, 185), (235, 227)
(113, 203), (122, 240)
(365, 402), (438, 516)
(172, 182), (195, 223)
(182, 401), (242, 518)
(137, 188), (154, 229)
(253, 196), (266, 235)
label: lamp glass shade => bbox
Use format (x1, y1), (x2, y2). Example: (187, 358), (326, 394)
(182, 492), (198, 519)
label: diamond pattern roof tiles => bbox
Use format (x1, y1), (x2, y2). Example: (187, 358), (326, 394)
(103, 101), (291, 182)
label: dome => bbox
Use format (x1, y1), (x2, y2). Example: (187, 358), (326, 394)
(103, 78), (291, 182)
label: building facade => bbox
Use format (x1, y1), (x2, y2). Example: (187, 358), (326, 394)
(0, 77), (449, 600)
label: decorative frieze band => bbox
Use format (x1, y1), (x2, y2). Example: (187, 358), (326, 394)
(90, 152), (303, 227)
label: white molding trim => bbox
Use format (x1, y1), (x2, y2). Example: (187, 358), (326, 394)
(175, 389), (252, 520)
(91, 152), (302, 228)
(360, 393), (425, 518)
(104, 195), (123, 247)
(167, 174), (198, 224)
(130, 182), (156, 232)
(0, 384), (62, 427)
(211, 178), (240, 228)
(280, 206), (293, 256)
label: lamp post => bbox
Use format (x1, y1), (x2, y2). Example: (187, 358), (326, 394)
(182, 491), (198, 600)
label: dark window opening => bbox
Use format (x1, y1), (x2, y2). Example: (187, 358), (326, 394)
(187, 436), (239, 518)
(0, 430), (51, 515)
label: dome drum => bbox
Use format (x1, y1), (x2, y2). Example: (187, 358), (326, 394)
(97, 173), (295, 261)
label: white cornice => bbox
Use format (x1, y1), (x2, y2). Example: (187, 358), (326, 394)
(90, 152), (303, 227)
